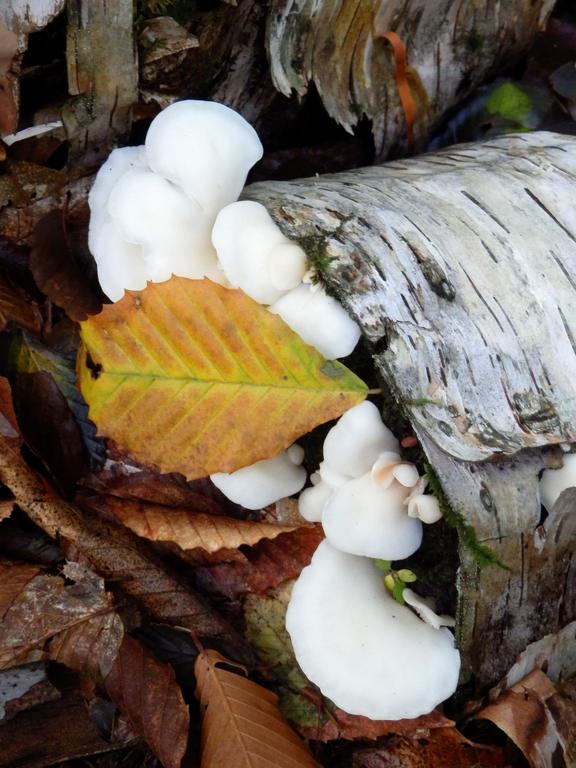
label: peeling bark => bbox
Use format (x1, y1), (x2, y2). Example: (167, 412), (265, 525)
(246, 131), (576, 686)
(62, 0), (138, 164)
(266, 0), (555, 155)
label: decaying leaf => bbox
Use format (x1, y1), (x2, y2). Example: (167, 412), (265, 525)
(0, 436), (252, 663)
(195, 525), (324, 599)
(83, 494), (302, 553)
(105, 635), (189, 768)
(78, 278), (367, 480)
(0, 663), (60, 722)
(0, 501), (13, 522)
(0, 376), (19, 439)
(0, 271), (42, 334)
(30, 209), (104, 322)
(0, 559), (115, 670)
(195, 649), (320, 768)
(475, 669), (574, 768)
(9, 331), (105, 472)
(352, 727), (506, 767)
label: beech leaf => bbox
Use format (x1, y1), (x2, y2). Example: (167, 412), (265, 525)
(78, 278), (367, 480)
(0, 272), (42, 335)
(195, 649), (320, 768)
(105, 635), (189, 768)
(85, 495), (303, 553)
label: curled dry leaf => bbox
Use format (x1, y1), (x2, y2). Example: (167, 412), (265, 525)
(78, 278), (367, 480)
(195, 649), (320, 768)
(475, 668), (573, 768)
(0, 664), (60, 722)
(195, 525), (324, 599)
(83, 494), (302, 553)
(0, 435), (253, 664)
(105, 635), (189, 768)
(0, 500), (14, 522)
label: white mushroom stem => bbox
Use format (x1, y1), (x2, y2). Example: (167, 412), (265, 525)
(210, 445), (306, 510)
(286, 541), (460, 720)
(212, 201), (307, 304)
(269, 282), (361, 360)
(321, 471), (423, 560)
(539, 453), (576, 512)
(403, 589), (456, 630)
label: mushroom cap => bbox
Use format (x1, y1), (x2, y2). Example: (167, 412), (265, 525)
(88, 146), (148, 236)
(90, 218), (148, 302)
(298, 480), (333, 522)
(322, 472), (423, 560)
(212, 201), (306, 305)
(210, 446), (306, 510)
(323, 401), (400, 479)
(407, 494), (443, 524)
(107, 168), (220, 282)
(269, 283), (361, 360)
(286, 540), (460, 720)
(539, 453), (576, 512)
(145, 100), (263, 216)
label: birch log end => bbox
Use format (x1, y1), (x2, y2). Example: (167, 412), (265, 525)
(266, 0), (555, 156)
(246, 132), (576, 685)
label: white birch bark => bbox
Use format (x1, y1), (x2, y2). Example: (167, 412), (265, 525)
(246, 131), (576, 685)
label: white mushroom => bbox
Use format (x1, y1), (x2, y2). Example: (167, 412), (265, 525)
(107, 168), (221, 283)
(321, 471), (423, 560)
(286, 541), (461, 720)
(212, 201), (307, 304)
(539, 453), (576, 512)
(407, 494), (443, 524)
(89, 219), (148, 302)
(322, 401), (399, 480)
(402, 589), (455, 630)
(269, 283), (361, 359)
(145, 100), (263, 217)
(210, 445), (306, 510)
(298, 480), (333, 522)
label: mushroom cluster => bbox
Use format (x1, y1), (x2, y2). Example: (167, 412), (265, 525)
(286, 401), (461, 720)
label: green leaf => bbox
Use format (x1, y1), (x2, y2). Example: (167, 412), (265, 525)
(486, 82), (531, 129)
(374, 559), (392, 572)
(397, 569), (417, 583)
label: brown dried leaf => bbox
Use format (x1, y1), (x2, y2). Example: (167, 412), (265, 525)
(0, 559), (43, 618)
(475, 669), (570, 768)
(85, 495), (301, 553)
(48, 608), (124, 683)
(0, 376), (19, 439)
(105, 635), (189, 768)
(0, 271), (42, 335)
(0, 559), (114, 669)
(195, 649), (320, 768)
(352, 728), (506, 767)
(30, 209), (103, 322)
(0, 500), (14, 522)
(0, 436), (252, 663)
(0, 663), (60, 721)
(194, 525), (324, 599)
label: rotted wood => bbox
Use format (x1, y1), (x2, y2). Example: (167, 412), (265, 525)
(266, 0), (555, 155)
(246, 131), (576, 686)
(62, 0), (138, 164)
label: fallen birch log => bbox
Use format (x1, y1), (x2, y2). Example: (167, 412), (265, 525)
(246, 131), (576, 686)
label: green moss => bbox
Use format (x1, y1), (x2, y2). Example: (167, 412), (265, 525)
(424, 464), (508, 571)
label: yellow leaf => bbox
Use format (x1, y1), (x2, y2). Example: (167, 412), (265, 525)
(195, 649), (320, 768)
(78, 278), (367, 479)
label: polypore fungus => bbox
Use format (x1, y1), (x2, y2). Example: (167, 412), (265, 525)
(210, 444), (306, 510)
(539, 453), (576, 512)
(212, 201), (307, 304)
(286, 541), (461, 720)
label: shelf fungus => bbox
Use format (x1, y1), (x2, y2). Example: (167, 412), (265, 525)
(289, 402), (459, 719)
